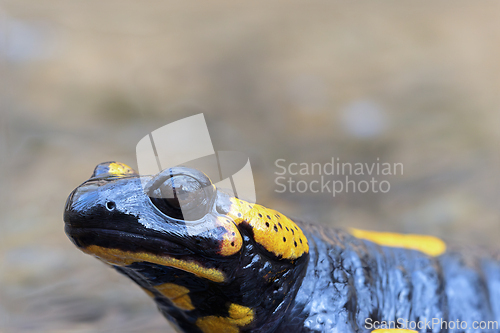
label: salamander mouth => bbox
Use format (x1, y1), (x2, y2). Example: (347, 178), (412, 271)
(65, 226), (193, 257)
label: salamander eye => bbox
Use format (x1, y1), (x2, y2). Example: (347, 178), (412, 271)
(146, 169), (214, 221)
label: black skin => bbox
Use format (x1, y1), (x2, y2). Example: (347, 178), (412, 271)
(65, 163), (308, 332)
(65, 163), (500, 333)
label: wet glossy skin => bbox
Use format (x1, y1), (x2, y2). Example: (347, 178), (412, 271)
(65, 162), (309, 332)
(65, 162), (500, 333)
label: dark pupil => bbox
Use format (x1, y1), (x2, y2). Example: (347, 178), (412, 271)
(150, 175), (208, 220)
(158, 178), (183, 209)
(159, 178), (181, 209)
(165, 196), (181, 209)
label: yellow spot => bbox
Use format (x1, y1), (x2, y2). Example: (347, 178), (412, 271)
(349, 228), (446, 257)
(81, 245), (225, 282)
(216, 216), (243, 256)
(372, 329), (418, 333)
(196, 303), (254, 333)
(227, 198), (308, 260)
(227, 303), (253, 326)
(108, 162), (136, 176)
(154, 283), (194, 311)
(172, 294), (195, 311)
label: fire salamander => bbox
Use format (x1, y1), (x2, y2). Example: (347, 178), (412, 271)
(65, 162), (500, 333)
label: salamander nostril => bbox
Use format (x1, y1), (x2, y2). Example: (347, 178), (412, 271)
(106, 201), (116, 211)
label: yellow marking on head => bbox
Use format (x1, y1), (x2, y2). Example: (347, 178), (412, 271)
(216, 216), (243, 256)
(107, 162), (136, 176)
(153, 283), (195, 311)
(196, 303), (254, 333)
(227, 198), (308, 260)
(372, 329), (418, 333)
(349, 228), (446, 257)
(82, 245), (225, 282)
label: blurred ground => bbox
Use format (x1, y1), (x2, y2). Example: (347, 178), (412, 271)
(0, 1), (499, 332)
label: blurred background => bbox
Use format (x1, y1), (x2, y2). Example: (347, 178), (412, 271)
(0, 1), (499, 332)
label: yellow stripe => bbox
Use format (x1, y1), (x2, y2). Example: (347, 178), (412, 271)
(349, 228), (446, 257)
(82, 245), (225, 282)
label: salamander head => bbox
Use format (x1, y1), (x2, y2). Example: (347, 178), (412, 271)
(64, 162), (309, 332)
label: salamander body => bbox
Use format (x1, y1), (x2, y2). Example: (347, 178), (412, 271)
(64, 162), (500, 333)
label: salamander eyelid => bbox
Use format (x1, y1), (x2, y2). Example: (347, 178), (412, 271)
(144, 169), (175, 192)
(144, 167), (214, 193)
